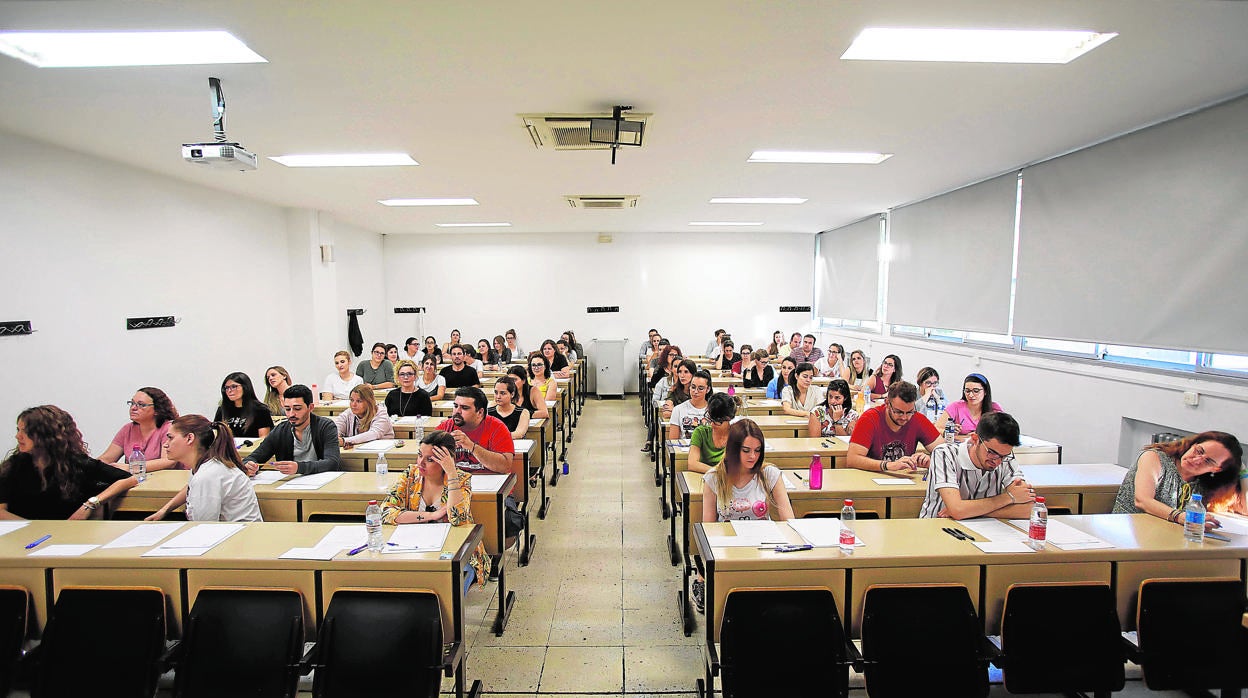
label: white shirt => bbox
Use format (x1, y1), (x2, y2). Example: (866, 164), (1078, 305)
(186, 458), (263, 522)
(669, 401), (709, 439)
(323, 373), (363, 399)
(416, 374), (446, 396)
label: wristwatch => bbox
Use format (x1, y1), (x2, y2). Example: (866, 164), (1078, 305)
(83, 496), (100, 510)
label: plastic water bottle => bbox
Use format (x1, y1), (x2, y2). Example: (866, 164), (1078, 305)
(129, 444), (147, 483)
(375, 452), (389, 491)
(1184, 493), (1206, 543)
(944, 420), (959, 445)
(727, 384), (735, 397)
(808, 454), (823, 490)
(310, 384), (319, 407)
(365, 500), (384, 552)
(414, 420), (425, 444)
(925, 393), (940, 421)
(1028, 496), (1048, 550)
(839, 499), (856, 553)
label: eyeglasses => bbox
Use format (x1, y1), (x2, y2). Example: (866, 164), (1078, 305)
(964, 387), (985, 396)
(397, 371), (416, 378)
(1193, 444), (1223, 470)
(223, 384), (242, 392)
(922, 379), (940, 387)
(981, 442), (1016, 466)
(530, 363), (543, 369)
(690, 385), (709, 392)
(887, 405), (916, 418)
(126, 400), (153, 409)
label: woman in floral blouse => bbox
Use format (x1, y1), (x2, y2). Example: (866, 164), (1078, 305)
(380, 430), (487, 587)
(808, 379), (859, 438)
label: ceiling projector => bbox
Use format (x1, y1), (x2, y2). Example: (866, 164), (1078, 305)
(183, 76), (256, 171)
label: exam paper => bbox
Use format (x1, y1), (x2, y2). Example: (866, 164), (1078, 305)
(0, 521), (31, 538)
(142, 523), (244, 556)
(279, 543), (343, 561)
(1009, 519), (1114, 550)
(102, 522), (185, 549)
(961, 518), (1030, 543)
(29, 544), (98, 557)
(351, 439), (398, 452)
(387, 523), (450, 551)
(972, 541), (1037, 554)
(872, 478), (913, 486)
(277, 471), (345, 490)
(470, 474), (509, 493)
(1212, 512), (1248, 536)
(250, 471), (289, 485)
(729, 520), (782, 544)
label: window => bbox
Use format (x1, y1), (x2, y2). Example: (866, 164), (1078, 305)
(1102, 345), (1196, 370)
(1202, 352), (1248, 377)
(1020, 337), (1099, 357)
(965, 331), (1016, 347)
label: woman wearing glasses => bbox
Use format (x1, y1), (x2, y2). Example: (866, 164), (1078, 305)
(385, 360), (434, 417)
(421, 336), (444, 365)
(865, 354), (903, 399)
(334, 384), (394, 449)
(915, 367), (947, 421)
(687, 392), (739, 474)
(213, 372), (273, 438)
(529, 353), (560, 401)
(808, 379), (858, 437)
(1114, 431), (1245, 524)
(99, 387), (184, 472)
(667, 370), (713, 440)
(781, 363), (824, 418)
(935, 373), (1002, 441)
(743, 350), (774, 389)
(815, 342), (849, 380)
(262, 366), (293, 416)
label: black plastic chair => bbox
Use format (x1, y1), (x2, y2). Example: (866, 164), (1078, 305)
(998, 582), (1124, 696)
(0, 586), (28, 696)
(169, 588), (305, 698)
(1129, 577), (1247, 695)
(701, 587), (858, 698)
(307, 589), (480, 698)
(860, 584), (992, 698)
(32, 586), (166, 698)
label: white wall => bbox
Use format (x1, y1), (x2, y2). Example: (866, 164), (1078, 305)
(823, 329), (1248, 465)
(0, 130), (386, 452)
(381, 231), (816, 390)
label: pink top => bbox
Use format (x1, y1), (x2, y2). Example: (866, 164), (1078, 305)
(943, 400), (1004, 435)
(111, 421), (181, 467)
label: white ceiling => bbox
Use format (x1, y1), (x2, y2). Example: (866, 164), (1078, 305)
(3, 0), (1247, 236)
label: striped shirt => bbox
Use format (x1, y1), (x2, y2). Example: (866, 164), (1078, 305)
(919, 442), (1024, 518)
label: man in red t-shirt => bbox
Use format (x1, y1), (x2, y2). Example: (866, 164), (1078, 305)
(848, 380), (944, 473)
(436, 387), (514, 474)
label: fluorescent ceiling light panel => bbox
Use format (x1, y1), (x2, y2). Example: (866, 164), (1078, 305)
(710, 197), (808, 204)
(0, 30), (267, 67)
(688, 221), (764, 226)
(379, 198), (479, 207)
(748, 150), (892, 164)
(435, 222), (512, 228)
(269, 153), (418, 167)
(841, 28), (1117, 64)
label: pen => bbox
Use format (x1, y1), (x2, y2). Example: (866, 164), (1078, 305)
(346, 543), (367, 556)
(941, 528), (963, 541)
(25, 534), (51, 549)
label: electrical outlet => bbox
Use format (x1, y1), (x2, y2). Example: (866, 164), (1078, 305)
(1183, 391), (1200, 407)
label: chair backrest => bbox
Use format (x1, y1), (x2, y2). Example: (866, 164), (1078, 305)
(861, 584), (988, 698)
(0, 586), (28, 697)
(1000, 582), (1124, 694)
(1136, 577), (1247, 691)
(34, 586), (165, 698)
(720, 587), (851, 698)
(175, 588), (305, 698)
(313, 589), (443, 698)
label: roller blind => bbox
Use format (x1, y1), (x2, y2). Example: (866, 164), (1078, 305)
(816, 216), (882, 322)
(887, 173), (1017, 333)
(1014, 94), (1248, 354)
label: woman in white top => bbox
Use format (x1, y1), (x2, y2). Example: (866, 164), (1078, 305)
(415, 355), (447, 400)
(781, 362), (824, 417)
(667, 370), (713, 440)
(702, 420), (793, 523)
(815, 342), (849, 380)
(322, 350), (363, 401)
(146, 415), (262, 522)
(334, 384), (395, 449)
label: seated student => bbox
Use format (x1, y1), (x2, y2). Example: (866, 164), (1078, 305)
(1113, 431), (1245, 525)
(733, 344), (754, 377)
(705, 329), (725, 358)
(385, 343), (400, 365)
(477, 339), (497, 368)
(782, 332), (801, 359)
(919, 412), (1034, 520)
(847, 381), (944, 473)
(916, 366), (948, 421)
(815, 342), (849, 380)
(492, 334), (512, 366)
(440, 345), (481, 389)
(323, 350), (364, 401)
(213, 372), (274, 438)
(808, 379), (858, 437)
(435, 387), (515, 474)
(766, 330), (785, 359)
(560, 332), (580, 362)
(466, 345), (486, 375)
(556, 339), (576, 370)
(935, 373), (1003, 441)
(507, 366), (549, 420)
(667, 370), (713, 440)
(416, 355), (447, 401)
(263, 366), (293, 416)
(505, 328), (525, 359)
(528, 353), (560, 402)
(386, 360), (434, 418)
(688, 392), (739, 474)
(847, 349), (872, 397)
(865, 353), (902, 399)
(243, 385), (341, 476)
(646, 338), (670, 381)
(99, 387), (184, 472)
(334, 384), (395, 449)
(541, 339), (571, 377)
(420, 336), (444, 366)
(790, 334), (824, 365)
(766, 357), (796, 399)
(146, 416), (262, 522)
(442, 329), (463, 355)
(643, 347), (683, 453)
(401, 336), (425, 364)
(743, 350), (774, 389)
(380, 431), (487, 587)
(356, 342), (396, 390)
(640, 328), (660, 357)
(781, 362), (824, 418)
(0, 405), (137, 520)
(488, 378), (531, 440)
(714, 340), (738, 373)
(660, 358), (696, 421)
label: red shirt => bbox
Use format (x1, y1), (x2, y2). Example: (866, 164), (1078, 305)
(437, 416), (515, 473)
(849, 404), (939, 462)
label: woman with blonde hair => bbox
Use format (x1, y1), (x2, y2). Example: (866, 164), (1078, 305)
(262, 366), (292, 416)
(322, 350), (363, 401)
(334, 384), (394, 449)
(385, 359), (433, 417)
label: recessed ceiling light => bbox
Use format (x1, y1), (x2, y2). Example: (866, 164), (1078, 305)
(841, 28), (1118, 64)
(748, 151), (892, 165)
(379, 198), (479, 207)
(0, 30), (267, 67)
(270, 153), (418, 167)
(435, 222), (512, 228)
(709, 197), (808, 204)
(688, 221), (764, 226)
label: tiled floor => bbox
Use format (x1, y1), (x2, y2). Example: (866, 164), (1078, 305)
(448, 398), (1193, 697)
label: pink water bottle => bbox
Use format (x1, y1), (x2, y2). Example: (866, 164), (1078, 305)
(727, 384), (735, 397)
(808, 454), (823, 490)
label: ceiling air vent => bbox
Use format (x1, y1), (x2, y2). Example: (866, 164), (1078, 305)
(565, 195), (640, 209)
(521, 113), (652, 151)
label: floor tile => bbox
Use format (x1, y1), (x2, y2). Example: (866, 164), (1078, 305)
(624, 644), (704, 693)
(537, 646), (624, 693)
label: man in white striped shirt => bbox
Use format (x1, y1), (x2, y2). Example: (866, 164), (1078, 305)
(918, 411), (1036, 520)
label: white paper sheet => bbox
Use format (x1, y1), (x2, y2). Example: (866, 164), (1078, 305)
(144, 523), (244, 556)
(392, 416), (418, 426)
(972, 541), (1037, 554)
(1009, 519), (1114, 550)
(250, 471), (289, 485)
(320, 525), (367, 548)
(787, 519), (843, 547)
(728, 520), (783, 544)
(0, 521), (31, 538)
(781, 472), (803, 490)
(1212, 512), (1248, 536)
(101, 522), (185, 549)
(276, 471), (345, 490)
(29, 544), (99, 557)
(784, 419), (808, 425)
(279, 542), (344, 560)
(514, 439), (535, 451)
(351, 439), (398, 452)
(704, 535), (773, 548)
(386, 522), (450, 551)
(961, 518), (1030, 542)
(470, 474), (509, 493)
(141, 547), (212, 557)
(872, 478), (913, 485)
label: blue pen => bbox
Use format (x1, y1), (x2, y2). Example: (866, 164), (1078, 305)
(347, 542), (398, 556)
(25, 534), (51, 549)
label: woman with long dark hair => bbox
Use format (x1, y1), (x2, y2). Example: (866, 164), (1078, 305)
(145, 415), (262, 522)
(1114, 431), (1244, 523)
(489, 377), (531, 440)
(935, 373), (1002, 441)
(213, 372), (274, 438)
(507, 365), (549, 420)
(865, 354), (903, 398)
(781, 362), (823, 418)
(808, 379), (859, 437)
(98, 387), (183, 472)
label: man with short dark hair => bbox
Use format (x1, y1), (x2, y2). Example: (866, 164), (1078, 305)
(780, 332), (801, 359)
(847, 381), (944, 473)
(919, 412), (1034, 519)
(789, 334), (824, 365)
(435, 387), (514, 474)
(640, 328), (660, 357)
(242, 385), (341, 476)
(440, 344), (481, 388)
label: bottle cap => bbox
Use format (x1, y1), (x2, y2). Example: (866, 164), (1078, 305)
(1035, 496), (1045, 503)
(132, 444), (141, 450)
(1192, 493), (1203, 502)
(368, 500), (378, 505)
(844, 499), (853, 506)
